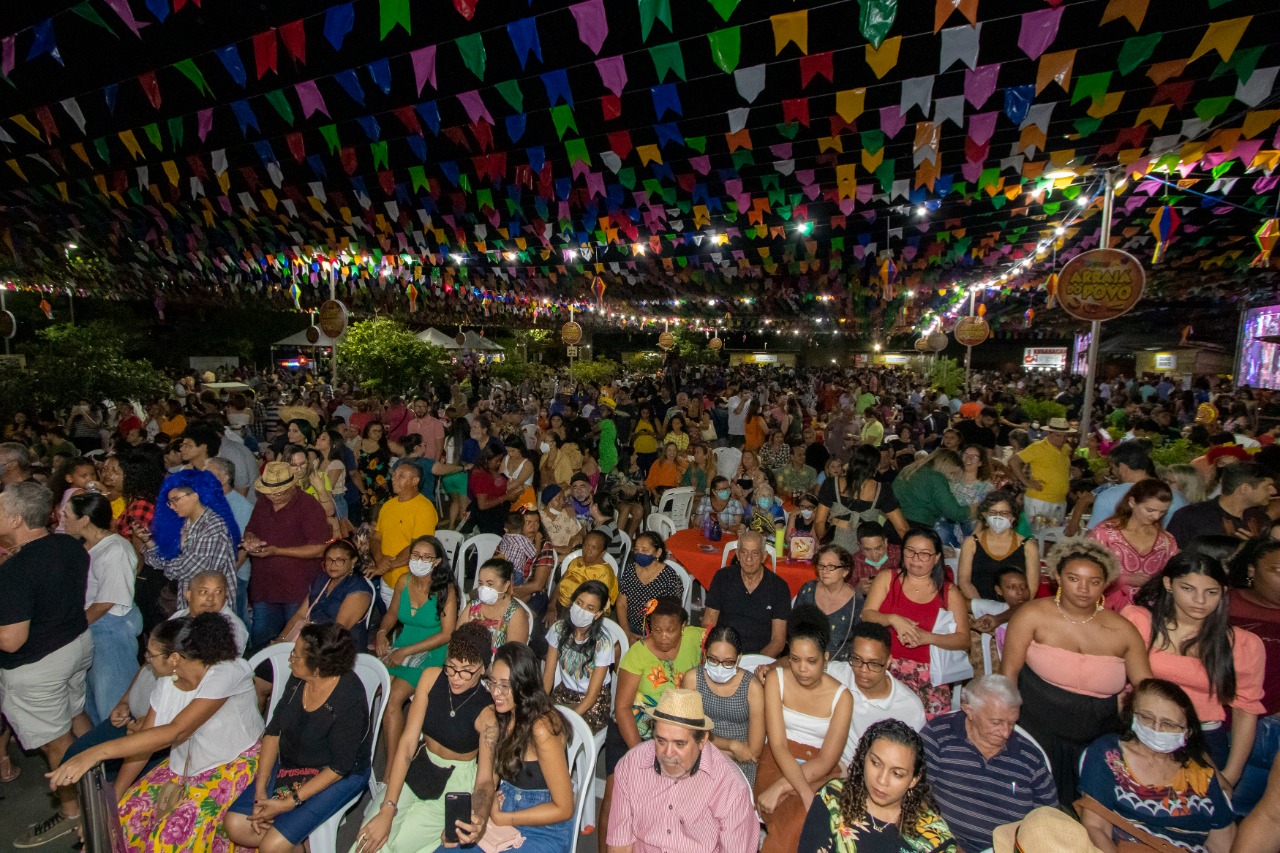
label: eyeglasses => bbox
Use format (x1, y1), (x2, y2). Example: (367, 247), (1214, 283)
(1134, 710), (1186, 734)
(444, 664), (482, 679)
(816, 562), (846, 573)
(904, 548), (938, 561)
(323, 556), (351, 565)
(850, 655), (888, 673)
(704, 654), (738, 668)
(483, 678), (512, 695)
(166, 492), (194, 507)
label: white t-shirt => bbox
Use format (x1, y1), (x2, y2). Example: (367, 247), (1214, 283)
(86, 534), (139, 618)
(545, 624), (614, 693)
(150, 659), (263, 776)
(727, 396), (748, 435)
(715, 447), (742, 482)
(842, 675), (927, 767)
(171, 606), (249, 656)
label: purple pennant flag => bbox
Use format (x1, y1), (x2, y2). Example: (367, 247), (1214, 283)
(964, 64), (1000, 109)
(102, 0), (146, 37)
(457, 91), (494, 125)
(197, 108), (213, 141)
(879, 105), (907, 139)
(411, 45), (437, 94)
(595, 55), (627, 97)
(570, 0), (608, 55)
(856, 184), (873, 204)
(690, 155), (711, 175)
(295, 81), (329, 118)
(1, 36), (13, 77)
(770, 142), (793, 159)
(1017, 7), (1063, 61)
(967, 111), (998, 145)
(795, 168), (814, 185)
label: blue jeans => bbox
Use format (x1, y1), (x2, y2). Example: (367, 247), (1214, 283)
(332, 491), (348, 520)
(249, 601), (300, 653)
(498, 779), (574, 851)
(235, 578), (251, 627)
(86, 609), (143, 726)
(1236, 715), (1280, 816)
(935, 518), (975, 550)
(63, 718), (165, 781)
(228, 761), (370, 845)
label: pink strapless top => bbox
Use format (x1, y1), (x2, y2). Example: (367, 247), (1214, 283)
(1026, 641), (1126, 699)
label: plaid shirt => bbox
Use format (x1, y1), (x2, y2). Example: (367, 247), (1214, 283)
(114, 499), (156, 541)
(145, 508), (239, 604)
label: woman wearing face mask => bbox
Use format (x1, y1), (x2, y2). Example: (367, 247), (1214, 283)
(1078, 679), (1237, 853)
(956, 490), (1039, 603)
(273, 539), (373, 653)
(1121, 552), (1265, 792)
(1088, 478), (1179, 611)
(684, 624), (766, 786)
(615, 532), (683, 642)
(744, 483), (787, 537)
(542, 580), (616, 733)
(695, 475), (744, 530)
(787, 493), (820, 538)
(460, 557), (530, 653)
(375, 536), (458, 764)
(794, 546), (858, 666)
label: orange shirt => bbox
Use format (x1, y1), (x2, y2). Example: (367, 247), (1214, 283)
(744, 417), (766, 451)
(645, 458), (685, 492)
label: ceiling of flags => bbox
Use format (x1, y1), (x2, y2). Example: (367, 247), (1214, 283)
(0, 0), (1278, 341)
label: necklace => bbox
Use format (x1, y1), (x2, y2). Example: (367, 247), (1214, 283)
(1056, 596), (1099, 625)
(864, 809), (896, 832)
(447, 684), (478, 719)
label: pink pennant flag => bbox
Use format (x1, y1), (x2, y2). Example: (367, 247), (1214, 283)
(879, 105), (907, 139)
(1, 36), (14, 77)
(457, 90), (494, 125)
(197, 108), (213, 141)
(295, 81), (329, 118)
(102, 0), (146, 37)
(964, 64), (1000, 109)
(1017, 7), (1064, 61)
(410, 45), (437, 94)
(569, 0), (608, 55)
(595, 55), (627, 97)
(967, 111), (999, 145)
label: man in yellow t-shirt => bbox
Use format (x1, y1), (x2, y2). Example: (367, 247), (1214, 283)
(371, 461), (438, 606)
(1011, 418), (1075, 522)
(552, 530), (618, 623)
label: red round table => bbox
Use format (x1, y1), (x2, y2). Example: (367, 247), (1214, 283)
(665, 528), (816, 597)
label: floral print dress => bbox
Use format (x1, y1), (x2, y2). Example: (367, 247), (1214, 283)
(797, 778), (957, 852)
(359, 445), (391, 510)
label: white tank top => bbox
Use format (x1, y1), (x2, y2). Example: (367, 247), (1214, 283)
(778, 670), (847, 750)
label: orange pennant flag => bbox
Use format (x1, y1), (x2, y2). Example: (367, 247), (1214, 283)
(1146, 59), (1186, 86)
(1100, 0), (1148, 31)
(1244, 111), (1280, 140)
(1036, 50), (1075, 95)
(1190, 17), (1252, 64)
(934, 0), (978, 32)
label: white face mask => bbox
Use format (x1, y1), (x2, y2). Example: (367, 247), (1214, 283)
(1131, 717), (1186, 754)
(800, 508), (815, 520)
(539, 442), (551, 454)
(476, 585), (501, 605)
(704, 662), (738, 684)
(985, 515), (1013, 534)
(408, 558), (435, 577)
(568, 604), (596, 629)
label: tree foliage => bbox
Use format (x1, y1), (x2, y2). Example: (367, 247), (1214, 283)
(675, 329), (726, 366)
(2, 321), (170, 415)
(569, 355), (621, 387)
(927, 356), (966, 398)
(336, 317), (446, 394)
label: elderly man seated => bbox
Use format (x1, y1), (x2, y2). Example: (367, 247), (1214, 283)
(703, 530), (790, 656)
(921, 674), (1058, 853)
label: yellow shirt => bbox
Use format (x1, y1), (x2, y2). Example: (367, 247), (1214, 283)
(110, 496), (126, 520)
(557, 557), (619, 607)
(1017, 438), (1072, 504)
(376, 493), (438, 588)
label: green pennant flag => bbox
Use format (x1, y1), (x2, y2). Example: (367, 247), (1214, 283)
(456, 33), (487, 80)
(990, 194), (1007, 210)
(977, 167), (999, 193)
(1043, 201), (1061, 215)
(409, 165), (428, 192)
(143, 123), (162, 150)
(379, 0), (411, 38)
(70, 1), (116, 36)
(565, 138), (591, 166)
(174, 58), (212, 96)
(638, 0), (673, 42)
(731, 149), (754, 170)
(495, 79), (523, 112)
(1195, 96), (1232, 123)
(1073, 116), (1102, 137)
(265, 90), (295, 125)
(618, 167), (637, 189)
(858, 0), (897, 49)
(1071, 72), (1111, 106)
(861, 129), (886, 154)
(707, 27), (741, 73)
(708, 0), (740, 22)
(760, 174), (780, 191)
(1211, 44), (1264, 83)
(319, 124), (340, 154)
(550, 104), (577, 139)
(476, 189), (493, 210)
(1116, 33), (1161, 77)
(686, 136), (707, 153)
(776, 122), (799, 139)
(649, 43), (686, 81)
(371, 141), (389, 170)
(165, 116), (183, 148)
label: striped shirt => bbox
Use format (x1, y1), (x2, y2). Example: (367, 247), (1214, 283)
(606, 739), (760, 853)
(921, 711), (1057, 853)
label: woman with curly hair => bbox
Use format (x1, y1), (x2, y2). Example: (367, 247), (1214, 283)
(1001, 537), (1153, 804)
(798, 719), (956, 852)
(55, 613), (264, 852)
(132, 468), (240, 607)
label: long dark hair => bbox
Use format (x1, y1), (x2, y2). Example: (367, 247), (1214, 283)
(898, 526), (948, 591)
(410, 535), (456, 619)
(555, 580), (611, 664)
(1228, 537), (1280, 589)
(1135, 553), (1236, 703)
(492, 642), (564, 782)
(1121, 679), (1211, 768)
(836, 719), (939, 836)
(842, 444), (880, 498)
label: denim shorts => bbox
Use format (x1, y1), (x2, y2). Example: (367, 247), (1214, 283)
(498, 779), (575, 852)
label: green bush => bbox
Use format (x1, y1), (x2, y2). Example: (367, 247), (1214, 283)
(336, 317), (446, 394)
(570, 356), (621, 387)
(928, 357), (965, 398)
(1017, 396), (1067, 425)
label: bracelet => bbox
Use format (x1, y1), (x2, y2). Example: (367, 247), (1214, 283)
(290, 787), (304, 807)
(380, 800), (398, 814)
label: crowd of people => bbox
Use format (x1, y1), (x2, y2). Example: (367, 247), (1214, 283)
(1, 360), (1280, 852)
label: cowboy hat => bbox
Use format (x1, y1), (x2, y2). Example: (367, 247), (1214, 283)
(642, 688), (715, 731)
(254, 460), (298, 495)
(992, 807), (1102, 853)
(1044, 417), (1078, 434)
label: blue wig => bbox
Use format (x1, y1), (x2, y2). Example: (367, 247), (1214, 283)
(151, 469), (242, 560)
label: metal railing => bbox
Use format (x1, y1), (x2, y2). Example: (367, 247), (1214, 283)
(77, 763), (126, 853)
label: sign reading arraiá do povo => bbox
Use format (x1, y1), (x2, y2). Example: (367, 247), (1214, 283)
(954, 316), (990, 347)
(561, 321), (583, 346)
(1057, 249), (1146, 322)
(318, 299), (348, 339)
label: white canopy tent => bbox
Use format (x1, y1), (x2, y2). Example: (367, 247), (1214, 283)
(461, 330), (504, 352)
(417, 327), (462, 349)
(272, 329), (342, 348)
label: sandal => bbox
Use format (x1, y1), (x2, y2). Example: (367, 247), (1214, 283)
(0, 755), (19, 783)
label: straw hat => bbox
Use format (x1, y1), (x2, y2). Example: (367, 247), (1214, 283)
(1044, 417), (1078, 434)
(992, 807), (1102, 853)
(255, 461), (298, 495)
(642, 688), (714, 732)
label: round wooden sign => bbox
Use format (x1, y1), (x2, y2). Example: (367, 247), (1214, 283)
(1056, 249), (1146, 322)
(658, 331), (676, 351)
(561, 321), (583, 345)
(914, 337), (931, 352)
(708, 336), (723, 351)
(926, 331), (949, 352)
(953, 316), (990, 347)
(304, 325), (321, 345)
(0, 310), (14, 340)
(317, 299), (348, 338)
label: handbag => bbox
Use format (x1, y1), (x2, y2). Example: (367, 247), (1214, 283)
(928, 606), (974, 686)
(153, 743), (192, 818)
(477, 819), (526, 852)
(279, 598), (314, 644)
(403, 745), (456, 800)
(1074, 795), (1186, 853)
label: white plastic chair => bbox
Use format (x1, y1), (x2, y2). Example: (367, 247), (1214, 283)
(645, 512), (677, 541)
(657, 486), (696, 530)
(713, 446), (741, 480)
(458, 533), (502, 591)
(1015, 723), (1052, 769)
(557, 707), (600, 837)
(738, 654), (775, 675)
(434, 529), (465, 569)
(970, 599), (1009, 676)
(663, 558), (694, 613)
(246, 643), (294, 720)
(608, 528), (632, 571)
(720, 539), (777, 570)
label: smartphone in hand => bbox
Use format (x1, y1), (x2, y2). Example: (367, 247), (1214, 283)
(442, 792), (472, 844)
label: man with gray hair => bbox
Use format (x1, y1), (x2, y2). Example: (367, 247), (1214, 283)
(921, 674), (1058, 853)
(0, 482), (94, 846)
(0, 441), (33, 488)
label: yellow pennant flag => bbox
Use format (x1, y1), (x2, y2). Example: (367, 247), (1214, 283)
(1100, 0), (1148, 31)
(1190, 17), (1251, 64)
(866, 37), (901, 80)
(1036, 50), (1075, 95)
(119, 130), (144, 160)
(835, 89), (866, 124)
(770, 11), (808, 55)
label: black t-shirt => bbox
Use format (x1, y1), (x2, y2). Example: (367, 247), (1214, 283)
(804, 441), (830, 474)
(266, 673), (372, 775)
(954, 419), (997, 449)
(705, 564), (792, 654)
(1166, 500), (1271, 549)
(0, 533), (89, 670)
